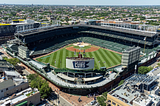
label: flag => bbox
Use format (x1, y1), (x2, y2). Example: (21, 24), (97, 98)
(83, 49), (85, 53)
(74, 49), (76, 55)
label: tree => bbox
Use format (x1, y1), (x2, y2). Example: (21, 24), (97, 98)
(97, 96), (106, 106)
(138, 66), (153, 74)
(39, 82), (52, 98)
(3, 17), (8, 20)
(118, 80), (124, 86)
(27, 74), (37, 82)
(102, 91), (108, 99)
(157, 63), (160, 66)
(27, 74), (52, 98)
(11, 12), (16, 16)
(65, 17), (69, 23)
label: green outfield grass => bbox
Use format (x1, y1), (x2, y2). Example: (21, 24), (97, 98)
(36, 45), (122, 69)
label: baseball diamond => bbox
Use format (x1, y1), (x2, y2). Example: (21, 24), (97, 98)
(36, 44), (122, 69)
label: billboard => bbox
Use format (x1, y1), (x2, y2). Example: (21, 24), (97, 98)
(66, 58), (94, 70)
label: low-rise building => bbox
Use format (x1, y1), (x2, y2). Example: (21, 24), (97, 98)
(0, 60), (14, 72)
(0, 70), (29, 99)
(107, 74), (160, 106)
(0, 88), (40, 106)
(0, 56), (41, 106)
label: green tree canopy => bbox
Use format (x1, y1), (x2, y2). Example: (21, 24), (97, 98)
(65, 17), (69, 23)
(97, 96), (106, 106)
(118, 80), (124, 86)
(138, 66), (153, 74)
(27, 74), (52, 98)
(102, 91), (108, 99)
(3, 57), (20, 66)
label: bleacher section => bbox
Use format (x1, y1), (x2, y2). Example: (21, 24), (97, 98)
(82, 37), (130, 53)
(80, 31), (153, 46)
(31, 37), (83, 55)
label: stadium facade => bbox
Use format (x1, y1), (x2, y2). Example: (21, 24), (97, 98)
(4, 24), (160, 95)
(0, 19), (42, 44)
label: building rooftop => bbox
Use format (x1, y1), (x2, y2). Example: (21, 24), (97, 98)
(29, 60), (45, 69)
(0, 60), (13, 69)
(0, 79), (14, 91)
(18, 46), (29, 51)
(125, 74), (159, 85)
(109, 74), (159, 106)
(0, 88), (39, 106)
(4, 70), (21, 77)
(123, 46), (141, 53)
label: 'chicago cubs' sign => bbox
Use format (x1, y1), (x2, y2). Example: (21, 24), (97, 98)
(73, 61), (89, 68)
(66, 58), (94, 70)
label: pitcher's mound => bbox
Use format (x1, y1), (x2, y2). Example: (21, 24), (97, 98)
(73, 42), (90, 47)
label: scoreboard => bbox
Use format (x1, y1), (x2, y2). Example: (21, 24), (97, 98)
(66, 58), (94, 70)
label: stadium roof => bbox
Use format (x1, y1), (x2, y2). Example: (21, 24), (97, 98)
(16, 25), (157, 37)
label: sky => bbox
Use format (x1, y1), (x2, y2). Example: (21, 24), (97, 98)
(0, 0), (160, 5)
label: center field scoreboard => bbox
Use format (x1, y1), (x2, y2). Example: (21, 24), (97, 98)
(66, 57), (94, 70)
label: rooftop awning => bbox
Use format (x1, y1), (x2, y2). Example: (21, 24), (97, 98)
(15, 101), (28, 106)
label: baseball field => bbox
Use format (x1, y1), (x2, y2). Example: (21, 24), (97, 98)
(36, 44), (122, 69)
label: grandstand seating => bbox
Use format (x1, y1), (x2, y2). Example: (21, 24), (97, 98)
(31, 34), (160, 57)
(16, 26), (159, 58)
(80, 31), (153, 46)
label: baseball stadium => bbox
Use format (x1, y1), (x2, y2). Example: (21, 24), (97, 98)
(4, 24), (160, 95)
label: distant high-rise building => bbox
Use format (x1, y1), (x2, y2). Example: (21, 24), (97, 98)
(109, 7), (115, 11)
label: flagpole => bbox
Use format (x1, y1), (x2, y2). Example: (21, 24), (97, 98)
(143, 37), (147, 54)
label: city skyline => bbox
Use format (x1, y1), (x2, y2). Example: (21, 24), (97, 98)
(0, 0), (160, 5)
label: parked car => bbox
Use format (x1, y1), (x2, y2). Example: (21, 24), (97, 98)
(95, 102), (100, 106)
(90, 100), (96, 105)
